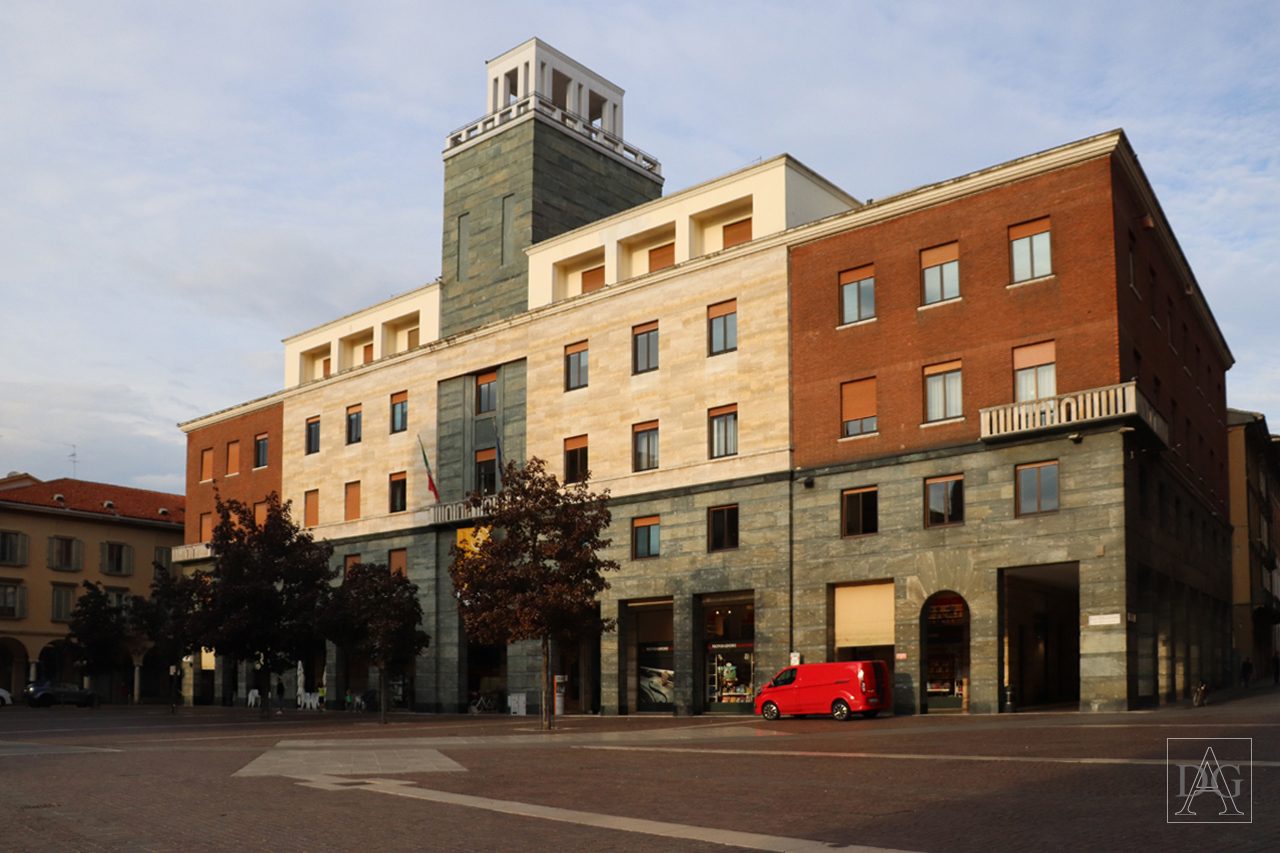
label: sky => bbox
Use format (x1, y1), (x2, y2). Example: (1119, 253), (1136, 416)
(2, 1), (1278, 493)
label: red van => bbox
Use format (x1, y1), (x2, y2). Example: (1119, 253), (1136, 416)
(754, 661), (889, 721)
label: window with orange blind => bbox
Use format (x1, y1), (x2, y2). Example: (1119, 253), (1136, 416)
(1013, 341), (1056, 402)
(253, 502), (267, 528)
(1009, 217), (1052, 282)
(925, 474), (964, 527)
(841, 378), (877, 437)
(254, 433), (269, 468)
(344, 554), (361, 575)
(840, 264), (875, 324)
(633, 421), (658, 471)
(565, 341), (588, 390)
(709, 405), (737, 458)
(632, 516), (660, 559)
(344, 481), (361, 521)
(475, 448), (497, 495)
(362, 343), (374, 364)
(723, 218), (752, 249)
(921, 242), (959, 304)
(564, 435), (588, 484)
(226, 441), (240, 476)
(476, 371), (497, 414)
(924, 361), (962, 421)
(199, 448), (213, 482)
(389, 548), (408, 578)
(305, 416), (320, 455)
(648, 242), (675, 272)
(322, 357), (331, 378)
(390, 391), (408, 433)
(389, 471), (407, 513)
(199, 512), (213, 542)
(346, 404), (362, 445)
(708, 299), (737, 355)
(633, 322), (658, 374)
(581, 265), (605, 293)
(304, 490), (319, 527)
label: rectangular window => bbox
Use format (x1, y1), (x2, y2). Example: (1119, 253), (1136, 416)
(305, 416), (320, 454)
(153, 546), (172, 579)
(407, 327), (420, 349)
(1010, 217), (1052, 282)
(708, 300), (737, 355)
(924, 361), (963, 421)
(363, 343), (374, 364)
(475, 448), (497, 495)
(346, 404), (363, 444)
(322, 357), (332, 378)
(0, 530), (28, 567)
(389, 548), (408, 578)
(649, 242), (675, 272)
(51, 585), (74, 622)
(226, 440), (240, 476)
(925, 475), (964, 527)
(199, 513), (213, 542)
(581, 265), (605, 293)
(840, 264), (875, 323)
(709, 405), (738, 458)
(389, 472), (407, 513)
(101, 542), (132, 576)
(200, 448), (213, 482)
(253, 501), (267, 528)
(633, 516), (660, 559)
(0, 583), (22, 618)
(1016, 461), (1059, 517)
(921, 242), (960, 304)
(390, 391), (408, 433)
(723, 217), (752, 249)
(1013, 341), (1057, 402)
(344, 554), (361, 575)
(477, 371), (497, 414)
(841, 377), (877, 437)
(565, 341), (589, 390)
(633, 322), (659, 374)
(708, 505), (739, 552)
(304, 490), (319, 527)
(49, 536), (81, 571)
(254, 433), (269, 468)
(633, 421), (659, 471)
(501, 193), (516, 266)
(842, 487), (879, 537)
(564, 435), (588, 484)
(344, 481), (361, 521)
(457, 212), (470, 281)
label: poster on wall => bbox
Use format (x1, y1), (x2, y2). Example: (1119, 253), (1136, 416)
(638, 643), (674, 710)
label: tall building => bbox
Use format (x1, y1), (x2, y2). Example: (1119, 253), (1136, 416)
(1226, 409), (1280, 683)
(177, 41), (1236, 715)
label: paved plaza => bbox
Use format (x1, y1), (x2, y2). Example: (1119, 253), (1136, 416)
(2, 690), (1277, 853)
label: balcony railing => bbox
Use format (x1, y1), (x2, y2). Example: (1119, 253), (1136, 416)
(980, 381), (1168, 445)
(172, 542), (213, 564)
(425, 496), (498, 526)
(445, 94), (662, 176)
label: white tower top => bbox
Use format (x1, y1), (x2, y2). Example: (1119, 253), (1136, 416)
(485, 38), (626, 138)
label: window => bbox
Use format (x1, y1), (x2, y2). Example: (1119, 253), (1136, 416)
(1017, 462), (1059, 516)
(254, 433), (269, 468)
(708, 505), (739, 551)
(475, 448), (497, 495)
(924, 361), (963, 421)
(363, 343), (374, 365)
(322, 357), (331, 378)
(501, 193), (516, 266)
(153, 546), (172, 579)
(921, 242), (959, 304)
(723, 218), (752, 249)
(304, 490), (319, 527)
(105, 588), (128, 610)
(344, 554), (361, 574)
(581, 265), (605, 293)
(1013, 342), (1056, 401)
(305, 417), (320, 454)
(477, 372), (497, 414)
(199, 513), (213, 542)
(226, 440), (240, 476)
(633, 421), (659, 471)
(565, 342), (589, 390)
(457, 212), (470, 280)
(51, 585), (74, 622)
(925, 475), (964, 527)
(200, 448), (213, 482)
(632, 322), (659, 374)
(709, 405), (738, 458)
(840, 264), (875, 324)
(101, 542), (132, 576)
(344, 481), (361, 521)
(841, 378), (877, 437)
(389, 472), (407, 513)
(0, 530), (28, 567)
(564, 435), (588, 484)
(49, 536), (81, 570)
(842, 487), (879, 537)
(1009, 217), (1052, 282)
(708, 300), (737, 355)
(633, 516), (660, 559)
(389, 548), (408, 578)
(649, 242), (675, 272)
(346, 404), (363, 444)
(390, 392), (408, 433)
(0, 582), (25, 619)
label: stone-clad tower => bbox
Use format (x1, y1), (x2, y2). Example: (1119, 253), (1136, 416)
(439, 38), (664, 338)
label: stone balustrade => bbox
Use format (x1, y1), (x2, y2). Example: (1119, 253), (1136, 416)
(980, 381), (1169, 445)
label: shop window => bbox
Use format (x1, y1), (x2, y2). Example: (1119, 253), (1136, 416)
(254, 433), (269, 468)
(633, 516), (660, 559)
(1009, 217), (1052, 282)
(708, 505), (739, 551)
(841, 377), (877, 437)
(921, 242), (959, 304)
(841, 487), (878, 537)
(709, 405), (738, 458)
(564, 435), (588, 484)
(476, 372), (497, 414)
(565, 341), (589, 390)
(1017, 461), (1059, 516)
(389, 472), (407, 513)
(924, 361), (963, 422)
(708, 300), (737, 355)
(633, 322), (659, 374)
(633, 421), (659, 471)
(925, 475), (964, 527)
(1014, 342), (1056, 402)
(840, 264), (875, 324)
(704, 593), (755, 707)
(346, 404), (363, 445)
(305, 417), (320, 454)
(390, 392), (408, 434)
(475, 448), (497, 495)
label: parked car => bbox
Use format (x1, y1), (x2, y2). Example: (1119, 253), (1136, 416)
(755, 661), (890, 721)
(23, 680), (100, 708)
(0, 687), (12, 707)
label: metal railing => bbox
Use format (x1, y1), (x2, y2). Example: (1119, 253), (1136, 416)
(172, 542), (213, 563)
(980, 381), (1168, 444)
(424, 496), (498, 526)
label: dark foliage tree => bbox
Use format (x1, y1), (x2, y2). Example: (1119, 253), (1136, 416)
(194, 492), (336, 716)
(130, 567), (205, 712)
(66, 581), (126, 688)
(448, 456), (618, 730)
(322, 562), (430, 724)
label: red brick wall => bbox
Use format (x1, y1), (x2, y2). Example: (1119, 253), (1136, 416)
(184, 404), (283, 543)
(791, 158), (1120, 469)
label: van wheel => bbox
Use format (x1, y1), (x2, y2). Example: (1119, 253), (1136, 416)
(832, 700), (851, 721)
(761, 702), (780, 721)
(861, 710), (879, 719)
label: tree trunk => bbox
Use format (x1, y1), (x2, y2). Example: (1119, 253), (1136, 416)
(541, 635), (552, 731)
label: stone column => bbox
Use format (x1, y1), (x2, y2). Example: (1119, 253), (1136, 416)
(599, 598), (624, 715)
(672, 593), (695, 716)
(1157, 573), (1174, 704)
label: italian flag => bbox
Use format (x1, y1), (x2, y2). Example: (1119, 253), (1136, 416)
(418, 435), (440, 502)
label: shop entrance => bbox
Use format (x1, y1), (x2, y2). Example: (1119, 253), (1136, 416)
(833, 581), (896, 681)
(628, 600), (674, 712)
(921, 592), (969, 712)
(1002, 563), (1080, 710)
(701, 591), (754, 712)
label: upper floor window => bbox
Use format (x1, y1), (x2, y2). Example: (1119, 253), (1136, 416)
(842, 487), (879, 537)
(841, 378), (877, 437)
(49, 536), (82, 571)
(633, 516), (660, 559)
(51, 585), (74, 622)
(344, 481), (361, 521)
(723, 218), (752, 250)
(649, 242), (675, 273)
(101, 542), (133, 576)
(389, 548), (408, 578)
(633, 322), (659, 374)
(708, 300), (737, 355)
(708, 505), (739, 552)
(389, 472), (407, 513)
(226, 440), (240, 476)
(1013, 341), (1056, 402)
(253, 502), (268, 528)
(477, 372), (497, 414)
(565, 342), (589, 391)
(390, 392), (408, 434)
(475, 449), (497, 495)
(254, 433), (269, 468)
(0, 530), (28, 567)
(346, 404), (362, 445)
(564, 435), (588, 484)
(924, 361), (962, 422)
(840, 264), (875, 324)
(305, 417), (320, 455)
(709, 405), (738, 459)
(925, 475), (964, 527)
(199, 513), (213, 542)
(1009, 217), (1052, 282)
(921, 242), (959, 305)
(581, 265), (605, 293)
(0, 582), (24, 619)
(1017, 461), (1059, 517)
(304, 490), (319, 528)
(633, 421), (659, 471)
(199, 447), (213, 482)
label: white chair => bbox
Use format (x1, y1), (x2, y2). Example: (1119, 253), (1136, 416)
(247, 688), (260, 708)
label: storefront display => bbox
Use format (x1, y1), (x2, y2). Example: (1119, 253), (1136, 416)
(702, 592), (754, 712)
(637, 643), (675, 710)
(924, 594), (968, 711)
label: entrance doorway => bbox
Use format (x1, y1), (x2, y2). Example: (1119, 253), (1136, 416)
(627, 600), (674, 712)
(922, 592), (969, 712)
(1002, 563), (1080, 709)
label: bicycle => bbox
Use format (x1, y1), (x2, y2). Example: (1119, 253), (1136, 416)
(468, 692), (498, 714)
(1192, 680), (1209, 707)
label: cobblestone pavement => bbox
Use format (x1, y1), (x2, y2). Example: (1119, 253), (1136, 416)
(2, 688), (1278, 853)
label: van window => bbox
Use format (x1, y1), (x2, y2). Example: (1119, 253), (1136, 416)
(773, 668), (797, 687)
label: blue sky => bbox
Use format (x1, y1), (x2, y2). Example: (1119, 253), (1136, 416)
(2, 1), (1278, 492)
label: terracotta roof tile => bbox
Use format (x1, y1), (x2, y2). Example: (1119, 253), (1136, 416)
(0, 478), (185, 524)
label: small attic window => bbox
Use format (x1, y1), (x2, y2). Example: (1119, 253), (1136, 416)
(159, 508), (169, 516)
(53, 494), (65, 502)
(103, 501), (114, 509)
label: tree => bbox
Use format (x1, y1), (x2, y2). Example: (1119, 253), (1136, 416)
(448, 456), (618, 730)
(194, 492), (336, 716)
(66, 581), (126, 692)
(323, 562), (430, 724)
(130, 567), (205, 712)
